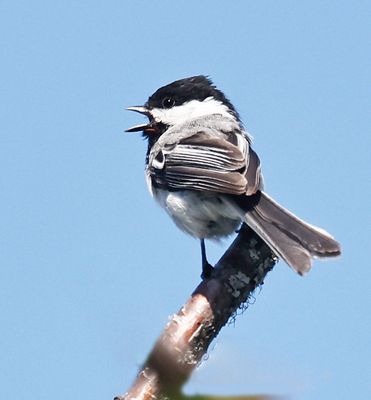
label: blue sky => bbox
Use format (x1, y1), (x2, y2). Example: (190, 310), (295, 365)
(1, 1), (370, 399)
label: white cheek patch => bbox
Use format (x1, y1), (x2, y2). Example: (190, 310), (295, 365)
(150, 98), (234, 126)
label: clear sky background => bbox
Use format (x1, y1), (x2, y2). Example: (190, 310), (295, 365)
(1, 1), (370, 399)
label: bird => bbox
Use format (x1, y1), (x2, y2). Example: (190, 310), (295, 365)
(126, 75), (341, 278)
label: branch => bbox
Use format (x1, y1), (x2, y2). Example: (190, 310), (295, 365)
(116, 224), (278, 400)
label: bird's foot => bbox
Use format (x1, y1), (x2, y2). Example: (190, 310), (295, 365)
(201, 261), (215, 280)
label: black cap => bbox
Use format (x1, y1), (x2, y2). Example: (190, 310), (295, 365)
(146, 75), (239, 119)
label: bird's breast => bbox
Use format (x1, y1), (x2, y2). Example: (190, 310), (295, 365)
(152, 188), (242, 240)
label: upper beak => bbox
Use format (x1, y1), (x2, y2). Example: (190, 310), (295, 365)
(125, 106), (152, 132)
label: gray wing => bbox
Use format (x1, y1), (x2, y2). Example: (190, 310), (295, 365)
(149, 130), (262, 195)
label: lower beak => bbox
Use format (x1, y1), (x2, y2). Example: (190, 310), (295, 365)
(125, 106), (153, 132)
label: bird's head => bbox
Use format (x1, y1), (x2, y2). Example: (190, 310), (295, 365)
(126, 75), (239, 137)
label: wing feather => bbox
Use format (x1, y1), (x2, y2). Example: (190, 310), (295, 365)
(149, 130), (261, 195)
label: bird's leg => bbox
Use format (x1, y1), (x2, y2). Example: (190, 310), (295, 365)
(200, 238), (214, 279)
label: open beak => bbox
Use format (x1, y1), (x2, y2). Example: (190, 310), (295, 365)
(125, 106), (154, 133)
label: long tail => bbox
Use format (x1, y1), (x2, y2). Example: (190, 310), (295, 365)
(241, 191), (341, 275)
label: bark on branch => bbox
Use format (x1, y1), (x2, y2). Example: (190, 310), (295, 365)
(116, 224), (278, 400)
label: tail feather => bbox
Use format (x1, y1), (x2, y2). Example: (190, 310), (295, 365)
(242, 191), (341, 275)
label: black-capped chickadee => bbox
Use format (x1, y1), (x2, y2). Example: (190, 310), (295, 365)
(126, 76), (341, 278)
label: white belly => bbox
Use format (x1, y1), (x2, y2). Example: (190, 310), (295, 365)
(153, 189), (242, 239)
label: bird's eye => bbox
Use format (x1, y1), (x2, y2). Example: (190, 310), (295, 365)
(162, 97), (175, 108)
